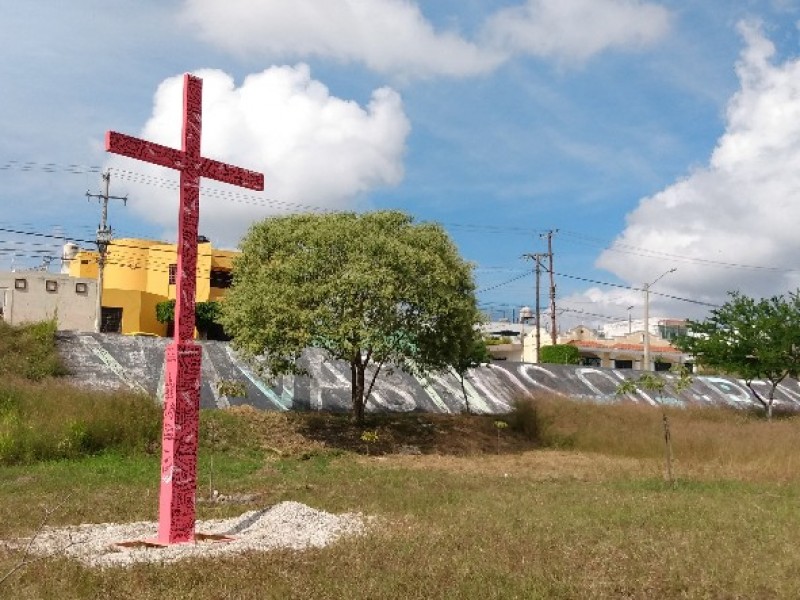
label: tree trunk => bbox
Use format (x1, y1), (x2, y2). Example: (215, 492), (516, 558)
(351, 353), (366, 425)
(662, 409), (674, 486)
(746, 382), (769, 418)
(460, 375), (471, 415)
(768, 385), (776, 421)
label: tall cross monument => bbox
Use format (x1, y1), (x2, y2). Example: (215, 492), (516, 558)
(106, 74), (264, 544)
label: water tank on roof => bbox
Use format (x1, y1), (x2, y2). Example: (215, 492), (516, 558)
(62, 242), (79, 260)
(519, 306), (533, 322)
(61, 242), (79, 274)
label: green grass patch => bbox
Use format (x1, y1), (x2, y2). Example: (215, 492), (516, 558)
(0, 379), (161, 465)
(0, 320), (66, 380)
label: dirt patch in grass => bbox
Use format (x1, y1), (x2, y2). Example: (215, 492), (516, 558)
(220, 408), (537, 458)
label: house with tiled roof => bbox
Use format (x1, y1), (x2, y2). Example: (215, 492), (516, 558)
(549, 324), (692, 371)
(481, 312), (692, 371)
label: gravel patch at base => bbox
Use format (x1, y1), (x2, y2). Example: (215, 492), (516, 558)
(4, 501), (371, 568)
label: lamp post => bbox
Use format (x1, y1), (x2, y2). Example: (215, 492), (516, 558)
(643, 268), (676, 371)
(627, 305), (634, 335)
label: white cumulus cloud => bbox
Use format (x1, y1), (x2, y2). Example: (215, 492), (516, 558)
(107, 65), (410, 247)
(180, 0), (671, 78)
(482, 0), (671, 63)
(180, 0), (503, 78)
(594, 21), (800, 318)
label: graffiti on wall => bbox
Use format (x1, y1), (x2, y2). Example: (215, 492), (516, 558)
(58, 332), (800, 415)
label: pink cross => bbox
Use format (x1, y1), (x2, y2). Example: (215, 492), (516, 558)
(106, 73), (264, 544)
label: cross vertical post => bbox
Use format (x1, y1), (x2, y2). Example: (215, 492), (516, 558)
(105, 73), (264, 544)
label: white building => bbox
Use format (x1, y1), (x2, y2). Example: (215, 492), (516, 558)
(601, 317), (687, 341)
(0, 271), (98, 331)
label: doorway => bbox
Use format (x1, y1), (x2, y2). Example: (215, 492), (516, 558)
(100, 307), (123, 333)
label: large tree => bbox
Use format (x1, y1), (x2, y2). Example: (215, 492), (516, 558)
(676, 291), (800, 420)
(220, 211), (483, 422)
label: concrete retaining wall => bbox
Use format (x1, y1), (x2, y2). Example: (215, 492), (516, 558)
(56, 331), (800, 415)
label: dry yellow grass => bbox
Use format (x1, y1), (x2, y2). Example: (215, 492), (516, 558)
(530, 394), (800, 482)
(365, 450), (655, 481)
(6, 391), (800, 599)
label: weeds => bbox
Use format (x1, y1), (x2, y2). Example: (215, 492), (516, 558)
(493, 420), (508, 454)
(360, 430), (379, 455)
(0, 379), (160, 465)
(0, 320), (66, 381)
(507, 396), (542, 443)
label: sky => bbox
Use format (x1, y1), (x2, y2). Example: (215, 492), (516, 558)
(2, 0), (800, 332)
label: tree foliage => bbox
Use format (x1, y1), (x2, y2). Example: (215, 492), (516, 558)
(220, 211), (483, 423)
(676, 291), (800, 420)
(155, 300), (222, 338)
(539, 344), (581, 365)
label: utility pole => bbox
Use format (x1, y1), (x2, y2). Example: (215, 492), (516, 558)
(86, 171), (126, 333)
(642, 267), (676, 371)
(523, 252), (547, 363)
(540, 230), (558, 344)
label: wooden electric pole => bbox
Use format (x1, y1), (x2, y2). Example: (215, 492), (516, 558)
(86, 171), (126, 333)
(541, 230), (558, 344)
(523, 252), (548, 363)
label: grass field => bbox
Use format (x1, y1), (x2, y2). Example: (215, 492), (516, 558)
(3, 381), (800, 599)
(2, 321), (800, 598)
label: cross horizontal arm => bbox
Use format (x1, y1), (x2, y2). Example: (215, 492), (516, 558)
(106, 132), (185, 171)
(199, 158), (264, 191)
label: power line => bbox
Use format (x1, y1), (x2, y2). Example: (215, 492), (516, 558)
(0, 160), (102, 174)
(553, 271), (720, 307)
(559, 229), (794, 273)
(4, 159), (800, 273)
(557, 307), (619, 321)
(476, 270), (532, 293)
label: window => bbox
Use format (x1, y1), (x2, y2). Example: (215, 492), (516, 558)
(581, 356), (601, 367)
(210, 269), (233, 289)
(14, 278), (26, 290)
(614, 359), (633, 369)
(45, 280), (58, 293)
(658, 321), (688, 341)
(654, 361), (672, 372)
(168, 264), (177, 285)
(75, 282), (88, 294)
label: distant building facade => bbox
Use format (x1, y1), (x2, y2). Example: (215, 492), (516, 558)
(484, 318), (691, 371)
(559, 326), (691, 371)
(0, 271), (97, 331)
(67, 237), (237, 336)
(601, 317), (688, 341)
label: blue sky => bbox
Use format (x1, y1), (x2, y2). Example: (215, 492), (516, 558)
(2, 1), (800, 330)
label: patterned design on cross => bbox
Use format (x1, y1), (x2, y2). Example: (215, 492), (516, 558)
(105, 73), (264, 544)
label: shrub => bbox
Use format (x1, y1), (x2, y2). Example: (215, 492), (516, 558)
(539, 344), (581, 365)
(507, 396), (542, 443)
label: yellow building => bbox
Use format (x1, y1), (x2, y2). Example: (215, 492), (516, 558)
(68, 237), (237, 336)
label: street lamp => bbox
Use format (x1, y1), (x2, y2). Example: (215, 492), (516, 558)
(643, 268), (676, 371)
(519, 306), (533, 363)
(627, 305), (634, 335)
